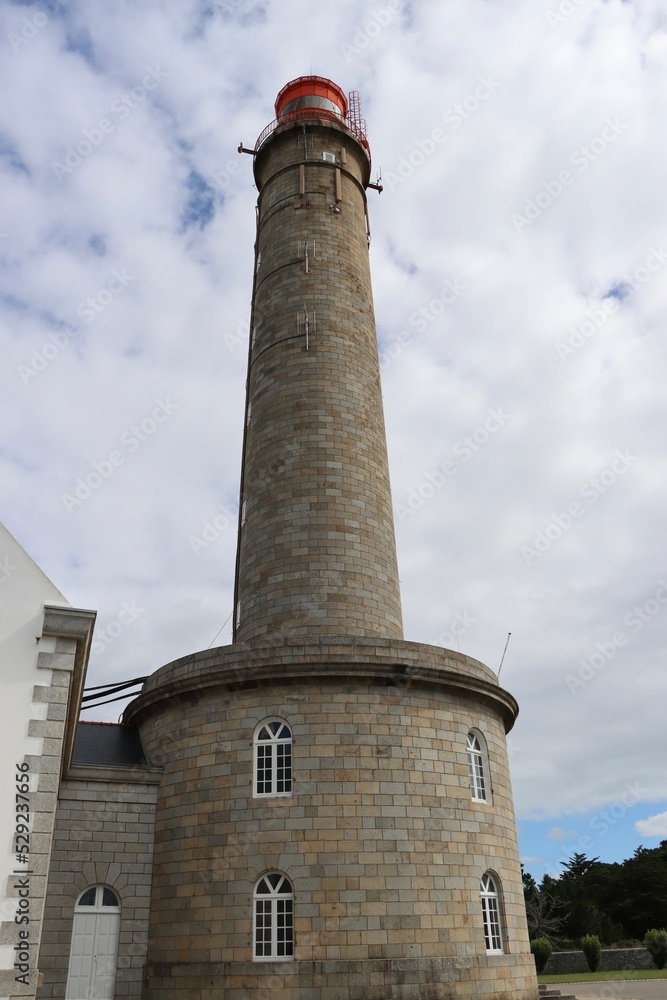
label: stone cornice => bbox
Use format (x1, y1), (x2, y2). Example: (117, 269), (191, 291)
(42, 605), (97, 779)
(65, 764), (163, 784)
(123, 638), (519, 733)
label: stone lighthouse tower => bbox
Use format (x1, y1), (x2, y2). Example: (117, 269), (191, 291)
(233, 75), (402, 645)
(125, 77), (538, 999)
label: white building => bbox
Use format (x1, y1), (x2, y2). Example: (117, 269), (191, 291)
(0, 523), (95, 1000)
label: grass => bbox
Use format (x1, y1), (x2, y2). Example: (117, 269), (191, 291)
(539, 969), (667, 984)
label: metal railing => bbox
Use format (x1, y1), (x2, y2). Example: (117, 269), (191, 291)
(254, 109), (370, 160)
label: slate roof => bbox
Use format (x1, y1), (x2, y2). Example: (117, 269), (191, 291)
(72, 721), (147, 768)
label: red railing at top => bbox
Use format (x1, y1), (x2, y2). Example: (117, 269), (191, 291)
(254, 108), (370, 162)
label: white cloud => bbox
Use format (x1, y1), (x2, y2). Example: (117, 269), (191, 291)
(1, 0), (666, 853)
(546, 827), (577, 842)
(635, 812), (667, 839)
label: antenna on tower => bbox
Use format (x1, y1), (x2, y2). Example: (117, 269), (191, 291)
(368, 169), (383, 194)
(497, 632), (512, 680)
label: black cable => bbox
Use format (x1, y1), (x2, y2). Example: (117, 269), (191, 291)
(80, 692), (144, 709)
(83, 676), (148, 692)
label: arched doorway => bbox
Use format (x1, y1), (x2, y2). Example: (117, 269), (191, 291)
(66, 886), (120, 999)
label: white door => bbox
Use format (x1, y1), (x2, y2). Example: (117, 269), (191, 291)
(66, 886), (120, 1000)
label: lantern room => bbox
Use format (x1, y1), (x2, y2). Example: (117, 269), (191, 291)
(275, 75), (347, 122)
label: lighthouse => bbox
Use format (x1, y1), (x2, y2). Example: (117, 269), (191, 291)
(233, 75), (403, 644)
(125, 76), (538, 999)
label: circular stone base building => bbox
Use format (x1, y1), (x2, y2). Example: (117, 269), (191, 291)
(124, 77), (538, 1000)
(125, 640), (536, 999)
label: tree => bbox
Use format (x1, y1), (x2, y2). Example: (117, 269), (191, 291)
(523, 840), (667, 947)
(524, 885), (564, 943)
(522, 867), (564, 942)
(557, 853), (602, 940)
(531, 937), (553, 974)
(560, 852), (600, 880)
(614, 842), (667, 939)
(581, 934), (602, 972)
(644, 929), (667, 969)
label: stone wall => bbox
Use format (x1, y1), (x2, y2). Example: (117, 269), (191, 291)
(235, 119), (403, 642)
(36, 764), (160, 1000)
(126, 639), (538, 999)
(543, 948), (654, 975)
(145, 954), (536, 1000)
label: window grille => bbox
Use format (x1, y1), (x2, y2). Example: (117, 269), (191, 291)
(255, 720), (292, 796)
(467, 732), (487, 801)
(253, 873), (294, 960)
(480, 872), (503, 953)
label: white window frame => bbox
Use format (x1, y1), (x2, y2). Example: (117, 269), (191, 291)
(480, 872), (504, 954)
(253, 719), (293, 797)
(253, 872), (294, 961)
(467, 729), (490, 803)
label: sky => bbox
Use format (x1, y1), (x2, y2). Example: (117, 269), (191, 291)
(1, 0), (666, 882)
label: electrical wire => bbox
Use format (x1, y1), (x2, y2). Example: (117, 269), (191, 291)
(208, 609), (233, 649)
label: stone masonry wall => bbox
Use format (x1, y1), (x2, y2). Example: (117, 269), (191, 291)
(126, 641), (537, 999)
(36, 765), (160, 1000)
(235, 121), (404, 642)
(543, 947), (655, 975)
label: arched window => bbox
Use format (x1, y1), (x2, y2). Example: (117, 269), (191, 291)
(253, 873), (294, 960)
(66, 886), (120, 1000)
(467, 730), (489, 802)
(254, 720), (292, 796)
(480, 872), (503, 954)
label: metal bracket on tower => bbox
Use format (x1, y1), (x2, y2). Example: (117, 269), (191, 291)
(297, 305), (316, 349)
(298, 239), (316, 273)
